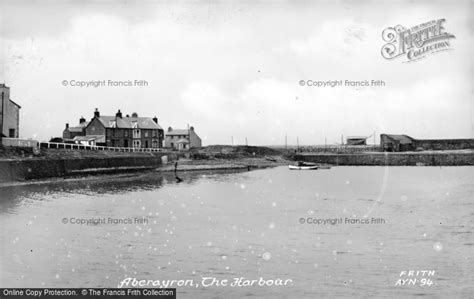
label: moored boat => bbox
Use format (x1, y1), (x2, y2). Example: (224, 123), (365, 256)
(289, 165), (318, 170)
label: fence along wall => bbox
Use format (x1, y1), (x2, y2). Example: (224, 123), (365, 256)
(2, 138), (38, 148)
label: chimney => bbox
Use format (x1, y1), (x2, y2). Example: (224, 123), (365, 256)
(168, 127), (172, 132)
(79, 116), (86, 124)
(131, 112), (138, 118)
(126, 114), (130, 117)
(190, 126), (194, 131)
(153, 116), (158, 124)
(66, 123), (69, 129)
(116, 109), (122, 118)
(94, 108), (100, 118)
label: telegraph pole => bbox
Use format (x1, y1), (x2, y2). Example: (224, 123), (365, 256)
(1, 91), (4, 139)
(373, 131), (376, 149)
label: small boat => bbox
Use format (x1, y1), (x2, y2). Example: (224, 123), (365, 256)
(289, 165), (318, 170)
(296, 161), (317, 166)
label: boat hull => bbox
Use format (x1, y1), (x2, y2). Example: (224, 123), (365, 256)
(289, 165), (318, 170)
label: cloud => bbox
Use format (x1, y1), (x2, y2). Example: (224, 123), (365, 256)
(0, 1), (472, 144)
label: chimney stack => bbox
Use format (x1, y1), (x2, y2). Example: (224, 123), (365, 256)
(94, 108), (100, 118)
(168, 127), (172, 132)
(79, 116), (86, 124)
(131, 112), (138, 118)
(116, 109), (122, 118)
(66, 123), (69, 129)
(153, 116), (158, 124)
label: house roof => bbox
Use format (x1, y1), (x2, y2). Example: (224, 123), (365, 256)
(68, 127), (84, 133)
(167, 129), (189, 136)
(73, 135), (105, 143)
(347, 136), (368, 140)
(66, 121), (89, 133)
(9, 99), (21, 108)
(383, 134), (414, 144)
(95, 116), (162, 130)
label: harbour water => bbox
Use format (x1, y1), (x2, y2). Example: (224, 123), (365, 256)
(0, 166), (473, 298)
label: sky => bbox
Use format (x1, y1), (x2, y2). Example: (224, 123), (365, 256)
(0, 0), (472, 145)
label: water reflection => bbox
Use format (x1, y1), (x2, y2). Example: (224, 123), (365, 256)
(0, 169), (248, 212)
(0, 166), (473, 298)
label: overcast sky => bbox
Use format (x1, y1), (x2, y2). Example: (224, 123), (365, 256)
(0, 0), (472, 145)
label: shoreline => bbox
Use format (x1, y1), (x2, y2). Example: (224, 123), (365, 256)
(0, 158), (285, 188)
(1, 146), (473, 185)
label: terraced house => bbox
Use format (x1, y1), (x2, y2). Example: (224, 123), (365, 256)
(165, 126), (202, 150)
(84, 109), (164, 148)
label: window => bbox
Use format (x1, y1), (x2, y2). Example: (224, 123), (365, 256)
(144, 131), (149, 138)
(9, 129), (15, 138)
(109, 120), (116, 128)
(132, 121), (138, 129)
(133, 140), (141, 148)
(152, 130), (157, 137)
(124, 130), (129, 137)
(133, 129), (141, 139)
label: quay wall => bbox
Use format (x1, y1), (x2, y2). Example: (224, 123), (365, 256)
(294, 152), (474, 166)
(0, 152), (177, 182)
(414, 139), (474, 151)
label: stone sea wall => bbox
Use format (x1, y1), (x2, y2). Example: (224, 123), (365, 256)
(294, 152), (474, 166)
(0, 153), (177, 182)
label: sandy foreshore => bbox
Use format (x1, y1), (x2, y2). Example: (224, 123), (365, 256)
(158, 157), (288, 172)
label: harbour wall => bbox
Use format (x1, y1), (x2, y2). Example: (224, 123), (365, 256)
(294, 152), (474, 166)
(0, 152), (177, 182)
(414, 139), (474, 151)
